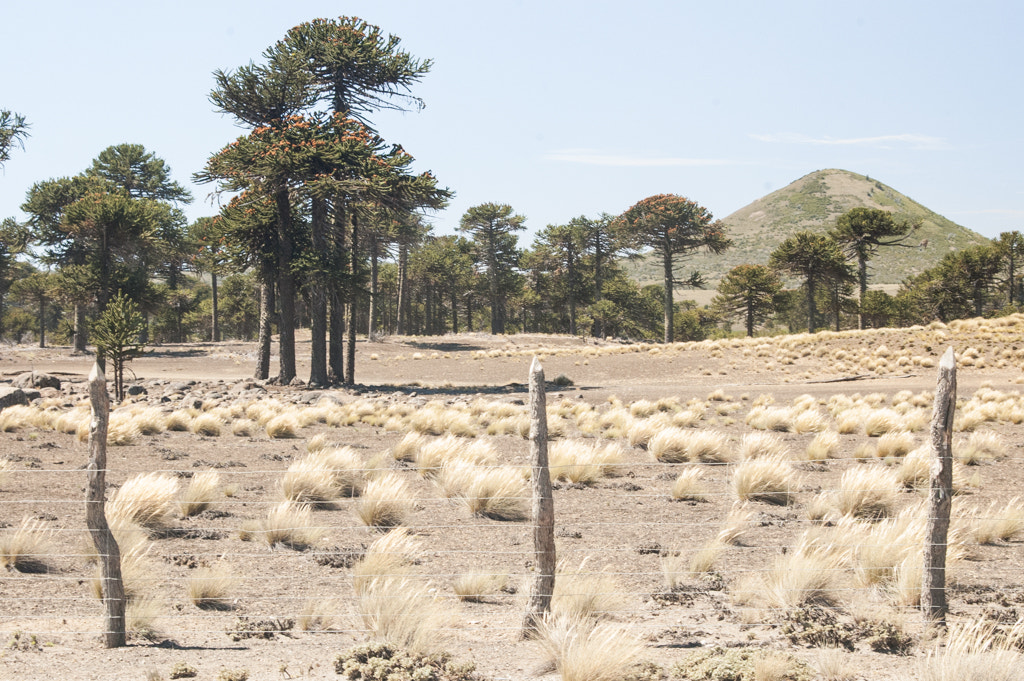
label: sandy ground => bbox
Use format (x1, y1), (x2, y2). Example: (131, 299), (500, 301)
(2, 325), (1024, 681)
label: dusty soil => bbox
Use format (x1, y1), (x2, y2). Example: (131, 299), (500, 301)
(2, 324), (1024, 681)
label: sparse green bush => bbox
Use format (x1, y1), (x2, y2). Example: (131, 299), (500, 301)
(333, 643), (478, 681)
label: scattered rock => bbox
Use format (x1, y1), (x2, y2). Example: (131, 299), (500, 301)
(13, 372), (61, 390)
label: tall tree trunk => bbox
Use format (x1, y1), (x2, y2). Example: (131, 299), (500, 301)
(74, 304), (88, 353)
(807, 278), (818, 333)
(488, 234), (502, 334)
(345, 213), (359, 385)
(368, 236), (379, 339)
(567, 254), (577, 336)
(466, 293), (473, 332)
(211, 272), (220, 343)
(451, 287), (459, 334)
(396, 240), (408, 335)
(38, 295), (46, 348)
(746, 296), (754, 337)
(274, 189), (296, 384)
(857, 253), (868, 331)
(308, 197), (329, 387)
(662, 243), (674, 344)
(254, 259), (273, 381)
(329, 291), (345, 383)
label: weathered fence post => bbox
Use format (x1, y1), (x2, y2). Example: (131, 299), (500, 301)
(922, 347), (956, 630)
(521, 357), (556, 638)
(86, 361), (126, 647)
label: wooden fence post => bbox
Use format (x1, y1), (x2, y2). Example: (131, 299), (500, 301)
(521, 357), (556, 638)
(922, 347), (956, 630)
(86, 361), (126, 647)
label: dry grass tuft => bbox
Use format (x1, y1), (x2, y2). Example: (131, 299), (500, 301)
(391, 432), (426, 462)
(357, 473), (413, 529)
(864, 409), (902, 437)
(834, 466), (901, 519)
(456, 466), (527, 521)
(164, 410), (194, 432)
(107, 473), (180, 532)
(875, 431), (916, 459)
(353, 528), (422, 595)
(671, 468), (706, 502)
(956, 431), (1005, 465)
(452, 572), (508, 602)
(732, 457), (798, 505)
(806, 430), (839, 461)
(971, 497), (1024, 544)
(536, 614), (643, 681)
(0, 517), (53, 573)
(179, 469), (221, 517)
(230, 418), (257, 437)
(738, 432), (789, 461)
(247, 501), (323, 549)
(187, 566), (236, 610)
(190, 412), (223, 437)
(761, 543), (841, 609)
(265, 412), (299, 438)
(553, 559), (627, 621)
(355, 576), (453, 654)
(917, 618), (1024, 681)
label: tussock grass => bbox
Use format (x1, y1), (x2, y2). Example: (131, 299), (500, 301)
(456, 466), (527, 521)
(107, 473), (180, 532)
(243, 501), (323, 549)
(130, 407), (167, 435)
(806, 430), (839, 461)
(536, 615), (643, 681)
(956, 431), (1005, 465)
(717, 504), (752, 545)
(164, 410), (194, 432)
(553, 559), (627, 621)
(391, 432), (426, 462)
(897, 447), (932, 489)
(732, 457), (798, 505)
(357, 473), (413, 529)
(688, 540), (725, 575)
(738, 432), (789, 461)
(187, 566), (236, 609)
(793, 408), (828, 434)
(865, 409), (902, 437)
(746, 406), (794, 432)
(917, 618), (1024, 681)
(875, 431), (915, 459)
(671, 468), (706, 501)
(179, 469), (221, 517)
(626, 414), (669, 449)
(834, 466), (901, 519)
(0, 517), (52, 573)
(971, 497), (1024, 544)
(687, 430), (730, 463)
(312, 447), (364, 497)
(355, 576), (453, 654)
(415, 434), (496, 477)
(761, 542), (842, 609)
(265, 412), (299, 438)
(452, 572), (507, 602)
(549, 441), (624, 483)
(230, 418), (257, 436)
(190, 412), (223, 437)
(648, 427), (689, 463)
(353, 528), (421, 596)
(126, 596), (163, 641)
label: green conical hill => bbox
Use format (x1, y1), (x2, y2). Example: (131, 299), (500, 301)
(629, 169), (989, 288)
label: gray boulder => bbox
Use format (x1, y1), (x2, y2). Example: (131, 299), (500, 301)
(13, 371), (61, 390)
(0, 387), (29, 411)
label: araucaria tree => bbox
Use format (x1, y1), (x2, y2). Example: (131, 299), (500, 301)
(769, 231), (853, 332)
(0, 110), (29, 169)
(458, 203), (525, 334)
(615, 194), (730, 343)
(830, 207), (917, 329)
(712, 264), (782, 337)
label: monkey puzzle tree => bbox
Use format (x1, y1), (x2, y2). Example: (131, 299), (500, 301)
(92, 291), (146, 402)
(712, 264), (782, 337)
(994, 230), (1024, 307)
(615, 194), (730, 343)
(830, 207), (917, 329)
(0, 110), (29, 170)
(769, 231), (853, 332)
(458, 203), (526, 335)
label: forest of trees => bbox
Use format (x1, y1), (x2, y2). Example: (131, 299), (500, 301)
(2, 18), (1022, 387)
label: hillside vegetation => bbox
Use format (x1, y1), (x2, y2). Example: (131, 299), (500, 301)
(629, 169), (990, 287)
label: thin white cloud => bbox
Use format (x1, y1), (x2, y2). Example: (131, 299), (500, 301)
(751, 132), (947, 150)
(949, 208), (1024, 216)
(545, 149), (735, 167)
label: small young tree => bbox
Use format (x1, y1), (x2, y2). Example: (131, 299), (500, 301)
(712, 264), (782, 337)
(91, 291), (146, 402)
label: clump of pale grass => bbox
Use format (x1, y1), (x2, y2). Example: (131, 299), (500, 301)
(813, 648), (858, 681)
(457, 466), (527, 521)
(793, 408), (828, 434)
(671, 468), (706, 502)
(917, 618), (1024, 681)
(732, 457), (798, 505)
(353, 528), (422, 596)
(242, 501), (323, 549)
(956, 431), (1005, 465)
(231, 418), (257, 437)
(549, 441), (625, 483)
(0, 405), (35, 432)
(535, 614), (643, 681)
(265, 411), (299, 438)
(717, 504), (753, 545)
(738, 432), (789, 461)
(687, 430), (731, 463)
(357, 473), (413, 529)
(0, 517), (53, 573)
(452, 572), (508, 602)
(865, 409), (902, 437)
(897, 446), (932, 489)
(306, 433), (330, 453)
(760, 543), (841, 609)
(553, 559), (627, 621)
(806, 430), (839, 461)
(190, 412), (222, 437)
(391, 432), (426, 462)
(648, 427), (689, 463)
(187, 566), (236, 610)
(164, 410), (193, 432)
(107, 473), (180, 532)
(297, 597), (340, 631)
(688, 540), (725, 575)
(356, 576), (453, 654)
(415, 434), (495, 477)
(131, 407), (167, 435)
(126, 596), (163, 641)
(313, 446), (364, 497)
(971, 497), (1024, 544)
(875, 431), (915, 459)
(834, 466), (901, 519)
(179, 469), (221, 517)
(626, 414), (670, 449)
(746, 406), (794, 432)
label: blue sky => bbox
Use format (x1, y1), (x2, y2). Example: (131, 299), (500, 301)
(2, 0), (1022, 242)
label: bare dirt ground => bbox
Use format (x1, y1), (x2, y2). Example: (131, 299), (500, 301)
(2, 322), (1024, 681)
